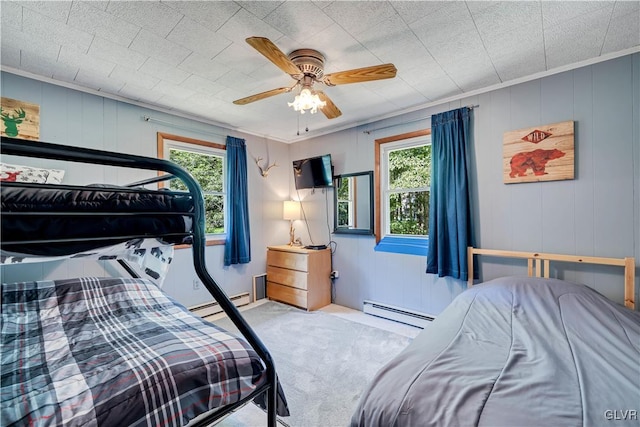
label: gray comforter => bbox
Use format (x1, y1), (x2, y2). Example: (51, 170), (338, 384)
(351, 276), (640, 426)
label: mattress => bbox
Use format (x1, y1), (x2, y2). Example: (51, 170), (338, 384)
(1, 183), (194, 255)
(1, 277), (286, 426)
(351, 276), (640, 427)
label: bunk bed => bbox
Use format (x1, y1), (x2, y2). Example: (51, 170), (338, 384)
(0, 136), (288, 426)
(351, 247), (639, 427)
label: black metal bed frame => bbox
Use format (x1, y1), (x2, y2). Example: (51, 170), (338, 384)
(0, 136), (279, 426)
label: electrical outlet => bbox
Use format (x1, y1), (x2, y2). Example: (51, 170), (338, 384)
(192, 279), (201, 290)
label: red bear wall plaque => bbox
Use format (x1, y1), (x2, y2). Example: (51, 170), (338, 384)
(503, 121), (574, 184)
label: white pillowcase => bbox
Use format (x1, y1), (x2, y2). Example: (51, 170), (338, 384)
(0, 162), (65, 184)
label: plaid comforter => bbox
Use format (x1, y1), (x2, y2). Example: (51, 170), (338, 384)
(1, 277), (267, 426)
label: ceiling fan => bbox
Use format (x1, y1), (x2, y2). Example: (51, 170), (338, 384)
(233, 37), (397, 119)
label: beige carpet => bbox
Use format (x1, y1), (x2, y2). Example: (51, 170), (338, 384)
(213, 301), (417, 427)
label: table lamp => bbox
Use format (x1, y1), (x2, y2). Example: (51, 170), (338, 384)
(283, 200), (301, 246)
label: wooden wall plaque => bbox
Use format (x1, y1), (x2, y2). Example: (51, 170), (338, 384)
(503, 120), (574, 184)
(1, 97), (40, 140)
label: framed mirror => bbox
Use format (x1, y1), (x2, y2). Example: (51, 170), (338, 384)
(333, 171), (374, 235)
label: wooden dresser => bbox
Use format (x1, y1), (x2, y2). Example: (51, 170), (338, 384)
(266, 245), (331, 311)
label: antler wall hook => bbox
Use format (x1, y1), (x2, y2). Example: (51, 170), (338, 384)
(255, 157), (278, 177)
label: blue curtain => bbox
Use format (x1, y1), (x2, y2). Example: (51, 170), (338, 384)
(224, 136), (251, 266)
(426, 107), (474, 281)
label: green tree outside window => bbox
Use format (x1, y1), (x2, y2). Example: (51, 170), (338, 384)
(169, 148), (225, 234)
(387, 144), (431, 236)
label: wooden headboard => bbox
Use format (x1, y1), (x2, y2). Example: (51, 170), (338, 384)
(467, 247), (636, 310)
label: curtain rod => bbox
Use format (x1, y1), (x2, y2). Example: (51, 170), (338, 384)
(362, 104), (479, 134)
(143, 115), (228, 140)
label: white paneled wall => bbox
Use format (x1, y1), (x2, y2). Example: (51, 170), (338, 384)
(1, 53), (638, 314)
(294, 53), (639, 314)
(0, 72), (292, 307)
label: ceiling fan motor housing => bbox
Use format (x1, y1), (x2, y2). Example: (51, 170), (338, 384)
(288, 49), (325, 79)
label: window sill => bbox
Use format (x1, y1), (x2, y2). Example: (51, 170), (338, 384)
(175, 238), (225, 250)
(374, 236), (428, 256)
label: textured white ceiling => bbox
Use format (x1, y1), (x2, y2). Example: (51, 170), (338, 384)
(1, 1), (639, 143)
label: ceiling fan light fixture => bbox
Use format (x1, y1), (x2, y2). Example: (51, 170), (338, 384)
(288, 87), (326, 114)
(237, 37), (392, 120)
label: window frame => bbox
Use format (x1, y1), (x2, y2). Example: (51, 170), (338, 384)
(157, 132), (227, 247)
(374, 129), (431, 254)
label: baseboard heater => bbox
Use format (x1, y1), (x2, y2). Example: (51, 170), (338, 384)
(363, 300), (435, 329)
(189, 292), (251, 320)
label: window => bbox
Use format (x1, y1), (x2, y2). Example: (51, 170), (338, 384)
(375, 129), (431, 255)
(384, 139), (431, 236)
(157, 133), (226, 245)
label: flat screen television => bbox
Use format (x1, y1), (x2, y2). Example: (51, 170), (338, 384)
(292, 154), (333, 189)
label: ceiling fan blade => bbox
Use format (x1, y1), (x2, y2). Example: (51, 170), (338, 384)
(246, 37), (301, 76)
(233, 86), (295, 105)
(316, 91), (342, 119)
(323, 63), (397, 86)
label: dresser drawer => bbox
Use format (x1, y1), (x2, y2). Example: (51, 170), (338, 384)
(267, 250), (308, 271)
(267, 265), (308, 290)
(267, 281), (307, 309)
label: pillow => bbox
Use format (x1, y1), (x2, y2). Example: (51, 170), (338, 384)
(0, 163), (65, 184)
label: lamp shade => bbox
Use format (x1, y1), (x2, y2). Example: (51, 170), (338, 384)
(283, 200), (301, 221)
(288, 88), (326, 114)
